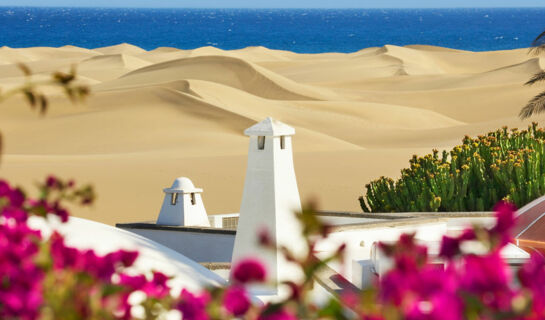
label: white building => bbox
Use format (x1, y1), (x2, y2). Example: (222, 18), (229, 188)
(117, 117), (533, 302)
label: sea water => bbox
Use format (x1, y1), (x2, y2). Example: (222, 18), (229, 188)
(0, 7), (543, 52)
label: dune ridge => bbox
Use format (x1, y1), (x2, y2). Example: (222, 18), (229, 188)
(0, 43), (544, 225)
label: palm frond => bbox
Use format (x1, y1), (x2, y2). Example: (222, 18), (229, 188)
(529, 30), (545, 55)
(525, 71), (545, 86)
(520, 91), (545, 119)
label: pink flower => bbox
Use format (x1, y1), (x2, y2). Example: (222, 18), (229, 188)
(50, 201), (69, 223)
(111, 249), (139, 268)
(119, 273), (147, 289)
(460, 252), (514, 310)
(0, 180), (10, 195)
(232, 258), (267, 284)
(176, 289), (210, 320)
(490, 201), (517, 246)
(2, 207), (28, 223)
(439, 235), (460, 259)
(380, 233), (428, 271)
(0, 220), (44, 320)
(518, 253), (545, 314)
(222, 286), (250, 316)
(405, 293), (463, 320)
(0, 180), (25, 208)
(45, 175), (60, 189)
(144, 272), (170, 299)
(459, 228), (476, 241)
(118, 272), (169, 299)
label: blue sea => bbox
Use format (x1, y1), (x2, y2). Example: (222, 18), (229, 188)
(0, 7), (544, 53)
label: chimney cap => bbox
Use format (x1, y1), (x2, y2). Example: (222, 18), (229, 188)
(163, 177), (203, 194)
(244, 117), (295, 137)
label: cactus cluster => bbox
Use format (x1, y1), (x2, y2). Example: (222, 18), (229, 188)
(360, 123), (545, 212)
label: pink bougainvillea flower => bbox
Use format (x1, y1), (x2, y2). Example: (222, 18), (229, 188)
(493, 201), (517, 233)
(459, 228), (476, 241)
(491, 201), (517, 246)
(111, 249), (139, 268)
(0, 214), (44, 320)
(118, 273), (147, 290)
(439, 235), (461, 259)
(232, 258), (267, 284)
(460, 251), (514, 310)
(380, 233), (429, 271)
(50, 201), (69, 223)
(176, 289), (210, 320)
(405, 293), (463, 320)
(50, 233), (141, 281)
(119, 271), (169, 299)
(2, 206), (29, 223)
(0, 180), (25, 208)
(518, 252), (545, 314)
(222, 285), (251, 316)
(0, 179), (10, 195)
(45, 175), (60, 189)
(143, 271), (170, 299)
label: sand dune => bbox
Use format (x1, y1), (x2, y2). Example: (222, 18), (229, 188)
(78, 54), (151, 81)
(101, 55), (338, 100)
(95, 43), (148, 56)
(0, 44), (544, 225)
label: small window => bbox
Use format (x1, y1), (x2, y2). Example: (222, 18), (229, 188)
(258, 136), (265, 150)
(280, 136), (286, 149)
(191, 193), (196, 205)
(170, 193), (178, 205)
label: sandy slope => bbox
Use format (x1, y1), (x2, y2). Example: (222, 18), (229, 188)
(1, 43), (544, 225)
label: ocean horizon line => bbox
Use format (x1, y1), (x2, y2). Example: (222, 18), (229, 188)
(0, 43), (532, 54)
(1, 6), (544, 10)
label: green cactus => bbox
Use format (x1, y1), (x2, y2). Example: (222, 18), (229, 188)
(360, 123), (545, 212)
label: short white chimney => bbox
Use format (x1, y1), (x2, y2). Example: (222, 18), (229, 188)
(156, 177), (210, 227)
(231, 117), (305, 294)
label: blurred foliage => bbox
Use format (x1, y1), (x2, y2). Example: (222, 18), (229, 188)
(0, 64), (89, 161)
(520, 30), (545, 119)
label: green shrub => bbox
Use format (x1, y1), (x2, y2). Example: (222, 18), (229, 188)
(360, 122), (545, 212)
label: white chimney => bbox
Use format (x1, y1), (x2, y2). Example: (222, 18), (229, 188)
(156, 177), (210, 227)
(231, 117), (305, 294)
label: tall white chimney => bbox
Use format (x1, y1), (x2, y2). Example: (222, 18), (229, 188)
(231, 117), (305, 294)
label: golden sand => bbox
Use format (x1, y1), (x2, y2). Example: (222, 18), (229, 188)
(0, 44), (544, 224)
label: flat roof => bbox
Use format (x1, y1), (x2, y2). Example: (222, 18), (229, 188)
(330, 217), (446, 232)
(118, 211), (494, 235)
(116, 223), (236, 235)
(317, 210), (493, 219)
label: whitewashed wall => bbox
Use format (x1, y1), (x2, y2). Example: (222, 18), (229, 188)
(120, 228), (235, 263)
(315, 221), (448, 280)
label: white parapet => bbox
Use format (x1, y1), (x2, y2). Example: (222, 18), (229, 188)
(156, 177), (210, 227)
(231, 117), (306, 295)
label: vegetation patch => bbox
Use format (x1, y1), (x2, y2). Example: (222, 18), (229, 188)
(360, 123), (545, 212)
